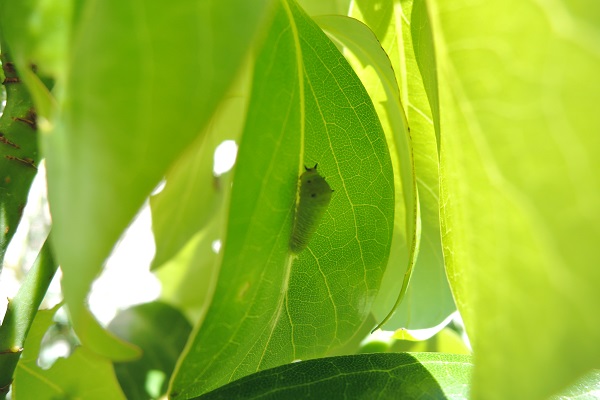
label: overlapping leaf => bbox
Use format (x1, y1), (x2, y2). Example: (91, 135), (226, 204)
(349, 0), (453, 332)
(42, 0), (275, 357)
(429, 0), (600, 398)
(170, 0), (395, 397)
(197, 353), (473, 400)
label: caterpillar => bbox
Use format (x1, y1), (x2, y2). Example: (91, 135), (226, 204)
(289, 164), (334, 254)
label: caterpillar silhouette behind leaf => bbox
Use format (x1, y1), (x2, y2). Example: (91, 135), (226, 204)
(290, 164), (334, 253)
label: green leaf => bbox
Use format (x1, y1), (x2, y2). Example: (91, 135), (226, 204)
(0, 0), (70, 78)
(314, 13), (419, 333)
(108, 302), (192, 400)
(155, 215), (223, 322)
(195, 353), (473, 400)
(170, 0), (395, 397)
(150, 72), (250, 270)
(409, 0), (440, 150)
(44, 0), (275, 357)
(429, 328), (471, 355)
(429, 0), (600, 398)
(13, 307), (126, 399)
(349, 0), (453, 331)
(150, 131), (221, 271)
(296, 0), (351, 16)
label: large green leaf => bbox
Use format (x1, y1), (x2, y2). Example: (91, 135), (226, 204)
(170, 0), (395, 397)
(429, 0), (600, 398)
(199, 358), (600, 400)
(43, 0), (275, 357)
(196, 353), (473, 400)
(351, 0), (453, 332)
(13, 307), (125, 399)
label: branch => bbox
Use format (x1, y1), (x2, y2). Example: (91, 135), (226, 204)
(0, 237), (57, 398)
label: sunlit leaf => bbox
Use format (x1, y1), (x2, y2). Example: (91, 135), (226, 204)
(350, 0), (453, 332)
(170, 0), (395, 397)
(429, 0), (600, 398)
(43, 0), (276, 358)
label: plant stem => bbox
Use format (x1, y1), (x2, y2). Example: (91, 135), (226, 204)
(0, 236), (57, 398)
